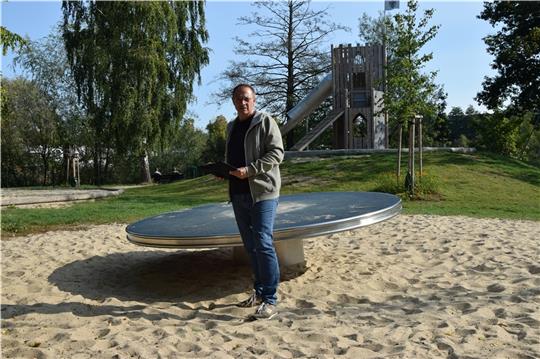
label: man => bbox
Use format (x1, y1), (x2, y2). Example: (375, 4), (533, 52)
(226, 84), (284, 319)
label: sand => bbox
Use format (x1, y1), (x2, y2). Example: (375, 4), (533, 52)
(1, 215), (539, 358)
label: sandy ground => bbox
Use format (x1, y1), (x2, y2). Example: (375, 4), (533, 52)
(1, 215), (539, 359)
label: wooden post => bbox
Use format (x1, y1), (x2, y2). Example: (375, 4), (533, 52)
(411, 117), (415, 190)
(416, 115), (423, 178)
(72, 156), (77, 186)
(407, 117), (415, 195)
(397, 122), (402, 182)
(77, 160), (81, 187)
(66, 149), (70, 185)
(305, 117), (309, 150)
(383, 13), (389, 149)
(75, 151), (80, 187)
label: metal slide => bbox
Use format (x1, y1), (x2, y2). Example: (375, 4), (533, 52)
(290, 110), (344, 151)
(280, 73), (333, 136)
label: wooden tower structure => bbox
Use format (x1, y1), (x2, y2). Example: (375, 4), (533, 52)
(332, 44), (386, 149)
(287, 44), (387, 151)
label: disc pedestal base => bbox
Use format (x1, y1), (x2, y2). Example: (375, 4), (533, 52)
(232, 238), (306, 268)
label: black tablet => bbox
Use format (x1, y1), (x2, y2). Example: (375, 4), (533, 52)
(200, 162), (237, 179)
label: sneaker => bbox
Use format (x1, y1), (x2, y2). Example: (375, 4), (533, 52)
(237, 292), (262, 308)
(253, 302), (277, 320)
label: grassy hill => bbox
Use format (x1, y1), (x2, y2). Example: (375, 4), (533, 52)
(2, 151), (539, 237)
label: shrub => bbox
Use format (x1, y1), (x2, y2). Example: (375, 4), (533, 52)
(374, 171), (442, 200)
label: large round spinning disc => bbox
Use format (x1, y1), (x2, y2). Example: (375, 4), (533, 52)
(126, 191), (401, 248)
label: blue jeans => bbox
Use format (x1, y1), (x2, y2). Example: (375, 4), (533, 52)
(231, 193), (279, 305)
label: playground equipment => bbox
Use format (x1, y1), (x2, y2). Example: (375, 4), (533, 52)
(125, 46), (399, 267)
(281, 44), (387, 151)
(65, 148), (80, 187)
(126, 191), (401, 267)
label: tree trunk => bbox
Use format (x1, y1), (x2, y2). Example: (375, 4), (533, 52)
(93, 144), (101, 186)
(103, 147), (111, 184)
(65, 146), (70, 186)
(41, 152), (49, 186)
(140, 149), (151, 183)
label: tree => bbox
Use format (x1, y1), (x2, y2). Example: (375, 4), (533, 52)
(14, 32), (89, 185)
(359, 10), (446, 128)
(297, 97), (334, 150)
(15, 32), (83, 126)
(150, 117), (207, 174)
(447, 107), (466, 144)
(383, 0), (440, 127)
(420, 88), (449, 147)
(358, 3), (446, 191)
(174, 118), (207, 170)
(0, 26), (27, 56)
(358, 12), (387, 47)
(2, 30), (67, 187)
(1, 78), (60, 186)
(427, 112), (450, 147)
(476, 1), (540, 113)
(214, 0), (347, 148)
(382, 0), (441, 195)
(202, 115), (228, 163)
(446, 106), (478, 146)
(473, 111), (522, 156)
(1, 26), (28, 153)
(516, 112), (540, 164)
(1, 79), (26, 187)
(62, 1), (209, 184)
(358, 11), (401, 58)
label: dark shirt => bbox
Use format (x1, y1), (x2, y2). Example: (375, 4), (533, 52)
(227, 115), (254, 195)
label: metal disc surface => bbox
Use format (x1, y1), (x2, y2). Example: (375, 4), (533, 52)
(126, 191), (401, 248)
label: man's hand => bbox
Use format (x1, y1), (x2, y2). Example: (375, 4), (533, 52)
(230, 166), (249, 179)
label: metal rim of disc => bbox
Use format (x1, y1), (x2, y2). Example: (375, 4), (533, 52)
(126, 196), (401, 249)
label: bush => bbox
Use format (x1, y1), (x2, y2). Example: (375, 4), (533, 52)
(374, 171), (442, 200)
(456, 134), (470, 147)
(473, 112), (521, 157)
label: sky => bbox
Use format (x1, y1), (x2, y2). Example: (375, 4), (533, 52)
(1, 1), (497, 129)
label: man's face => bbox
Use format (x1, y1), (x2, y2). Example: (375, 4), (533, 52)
(232, 86), (256, 121)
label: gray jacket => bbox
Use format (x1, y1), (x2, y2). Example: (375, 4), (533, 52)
(225, 111), (284, 203)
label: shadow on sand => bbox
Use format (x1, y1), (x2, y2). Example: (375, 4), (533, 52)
(1, 248), (304, 321)
(47, 248), (303, 304)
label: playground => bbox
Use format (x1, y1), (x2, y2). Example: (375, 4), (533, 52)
(2, 1), (539, 357)
(2, 214), (538, 358)
(2, 151), (539, 358)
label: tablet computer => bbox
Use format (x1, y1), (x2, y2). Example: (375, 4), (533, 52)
(200, 162), (237, 179)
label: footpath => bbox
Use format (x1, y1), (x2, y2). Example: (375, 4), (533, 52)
(1, 188), (124, 207)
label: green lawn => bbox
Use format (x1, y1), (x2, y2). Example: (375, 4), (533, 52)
(2, 151), (539, 237)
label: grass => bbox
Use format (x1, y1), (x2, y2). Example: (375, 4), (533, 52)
(2, 151), (539, 237)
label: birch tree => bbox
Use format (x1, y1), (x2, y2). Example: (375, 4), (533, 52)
(62, 1), (209, 183)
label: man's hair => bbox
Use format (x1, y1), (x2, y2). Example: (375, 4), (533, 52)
(232, 84), (256, 98)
